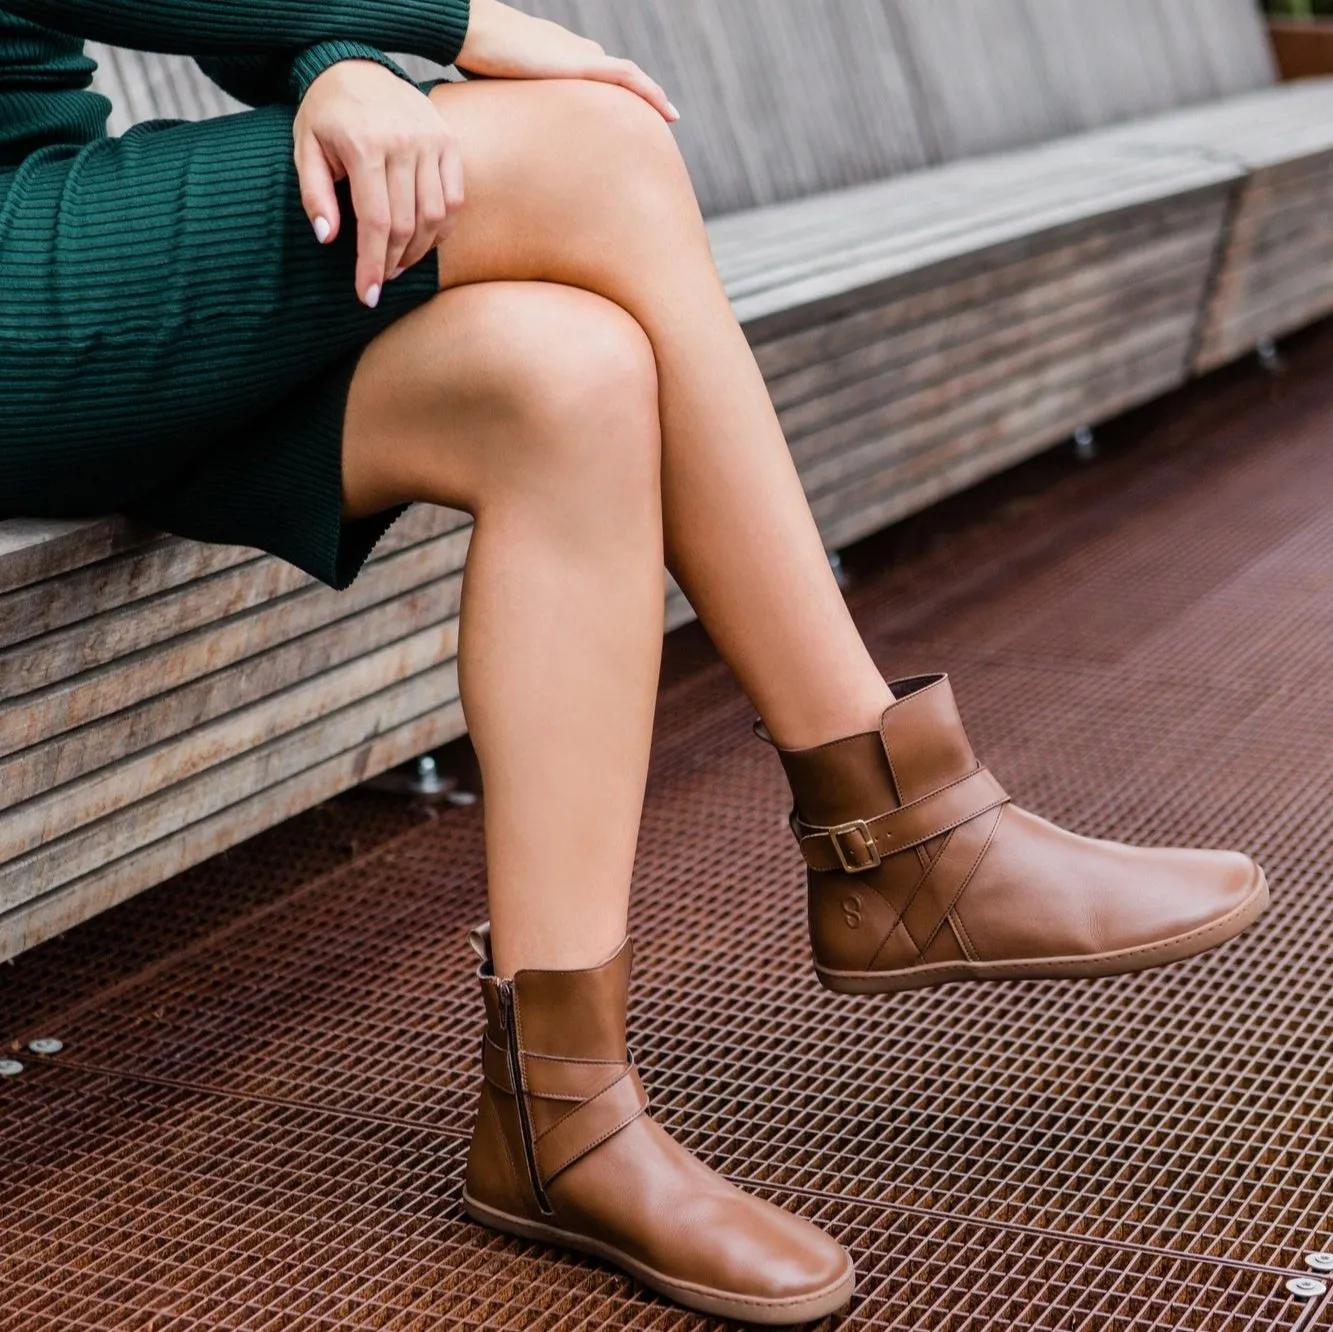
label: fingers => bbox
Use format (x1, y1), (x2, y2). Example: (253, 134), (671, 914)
(383, 152), (420, 281)
(586, 57), (679, 122)
(348, 152), (391, 308)
(296, 131), (341, 244)
(397, 152), (447, 275)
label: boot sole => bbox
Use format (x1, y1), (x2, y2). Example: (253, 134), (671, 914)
(815, 865), (1270, 995)
(462, 1189), (855, 1325)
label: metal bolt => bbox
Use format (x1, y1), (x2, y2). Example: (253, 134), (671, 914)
(409, 755), (452, 796)
(0, 1059), (23, 1077)
(1305, 1253), (1333, 1274)
(27, 1038), (63, 1055)
(1073, 425), (1097, 462)
(828, 550), (850, 590)
(1286, 1276), (1327, 1299)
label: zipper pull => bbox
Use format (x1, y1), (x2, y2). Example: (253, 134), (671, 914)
(497, 978), (513, 1034)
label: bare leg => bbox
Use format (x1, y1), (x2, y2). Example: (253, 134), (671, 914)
(422, 77), (894, 749)
(342, 282), (664, 976)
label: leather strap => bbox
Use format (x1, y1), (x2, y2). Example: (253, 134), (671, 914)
(482, 1033), (513, 1094)
(534, 1063), (648, 1186)
(796, 765), (1010, 873)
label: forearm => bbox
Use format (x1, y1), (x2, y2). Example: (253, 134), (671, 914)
(199, 44), (418, 108)
(3, 0), (469, 68)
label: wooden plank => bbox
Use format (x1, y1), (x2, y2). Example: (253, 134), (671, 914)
(508, 0), (933, 215)
(1, 620), (460, 855)
(0, 575), (463, 811)
(786, 283), (1205, 489)
(780, 276), (1209, 474)
(751, 195), (1223, 379)
(0, 702), (465, 964)
(762, 221), (1221, 416)
(731, 186), (1235, 343)
(888, 0), (1073, 160)
(0, 502), (459, 650)
(814, 344), (1191, 554)
(0, 521), (469, 701)
(0, 661), (460, 911)
(0, 518), (149, 596)
(0, 527), (472, 752)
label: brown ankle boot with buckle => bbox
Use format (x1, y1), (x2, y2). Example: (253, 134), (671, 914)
(461, 924), (854, 1324)
(764, 674), (1268, 994)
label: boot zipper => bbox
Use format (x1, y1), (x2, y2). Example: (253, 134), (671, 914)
(497, 980), (553, 1215)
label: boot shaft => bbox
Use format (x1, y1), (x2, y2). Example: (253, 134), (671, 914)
(466, 928), (647, 1220)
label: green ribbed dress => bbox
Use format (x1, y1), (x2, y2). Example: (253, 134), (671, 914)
(0, 0), (469, 588)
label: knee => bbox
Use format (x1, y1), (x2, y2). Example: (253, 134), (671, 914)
(528, 79), (695, 213)
(476, 286), (662, 513)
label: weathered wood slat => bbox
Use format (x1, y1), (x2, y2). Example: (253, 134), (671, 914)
(809, 331), (1197, 553)
(779, 267), (1212, 460)
(0, 527), (472, 752)
(0, 517), (149, 596)
(0, 521), (470, 701)
(0, 503), (460, 649)
(0, 702), (466, 963)
(1, 620), (460, 857)
(0, 576), (464, 810)
(751, 201), (1219, 379)
(761, 220), (1222, 414)
(0, 661), (460, 911)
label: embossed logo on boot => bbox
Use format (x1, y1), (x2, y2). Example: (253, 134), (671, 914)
(842, 893), (864, 929)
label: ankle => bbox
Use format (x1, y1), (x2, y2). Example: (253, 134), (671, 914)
(762, 680), (895, 751)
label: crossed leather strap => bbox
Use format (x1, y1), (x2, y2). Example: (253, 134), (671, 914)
(482, 1030), (648, 1189)
(792, 764), (1011, 874)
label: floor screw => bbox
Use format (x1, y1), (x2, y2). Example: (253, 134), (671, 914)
(0, 1059), (23, 1077)
(1305, 1253), (1333, 1274)
(1256, 337), (1284, 373)
(406, 755), (452, 797)
(828, 550), (850, 589)
(368, 753), (457, 799)
(1073, 425), (1098, 462)
(28, 1038), (63, 1055)
(1286, 1276), (1328, 1299)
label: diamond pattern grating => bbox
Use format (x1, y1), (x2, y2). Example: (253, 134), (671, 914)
(6, 324), (1333, 1328)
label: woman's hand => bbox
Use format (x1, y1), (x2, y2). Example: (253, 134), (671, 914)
(295, 60), (464, 307)
(458, 0), (678, 123)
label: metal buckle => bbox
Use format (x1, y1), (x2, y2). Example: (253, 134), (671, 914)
(828, 820), (881, 873)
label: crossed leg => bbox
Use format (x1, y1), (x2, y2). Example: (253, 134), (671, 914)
(339, 76), (892, 975)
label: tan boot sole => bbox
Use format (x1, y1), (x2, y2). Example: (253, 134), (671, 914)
(815, 866), (1270, 995)
(462, 1188), (855, 1325)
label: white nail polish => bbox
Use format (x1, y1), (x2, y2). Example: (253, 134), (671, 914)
(667, 101), (681, 120)
(313, 216), (332, 243)
(365, 283), (381, 309)
(390, 267), (405, 280)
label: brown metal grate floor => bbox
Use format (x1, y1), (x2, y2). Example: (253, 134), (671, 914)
(6, 323), (1333, 1329)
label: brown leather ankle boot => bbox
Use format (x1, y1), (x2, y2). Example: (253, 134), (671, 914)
(461, 924), (854, 1323)
(766, 674), (1268, 994)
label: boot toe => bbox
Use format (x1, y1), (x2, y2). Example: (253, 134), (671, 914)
(675, 1187), (853, 1303)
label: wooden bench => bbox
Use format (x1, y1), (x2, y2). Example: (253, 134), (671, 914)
(2, 0), (1327, 960)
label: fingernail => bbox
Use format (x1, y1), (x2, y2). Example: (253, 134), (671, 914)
(390, 267), (405, 281)
(666, 101), (681, 121)
(365, 283), (381, 309)
(313, 216), (332, 243)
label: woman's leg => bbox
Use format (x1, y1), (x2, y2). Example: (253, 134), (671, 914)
(341, 281), (665, 977)
(421, 77), (893, 750)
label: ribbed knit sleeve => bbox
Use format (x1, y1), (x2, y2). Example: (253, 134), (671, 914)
(1, 0), (470, 70)
(198, 42), (416, 109)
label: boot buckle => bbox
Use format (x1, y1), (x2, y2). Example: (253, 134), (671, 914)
(828, 820), (881, 873)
